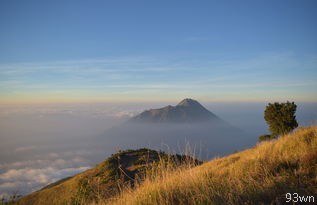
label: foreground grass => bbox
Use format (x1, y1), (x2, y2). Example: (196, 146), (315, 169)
(15, 126), (317, 205)
(105, 126), (317, 205)
(16, 149), (200, 205)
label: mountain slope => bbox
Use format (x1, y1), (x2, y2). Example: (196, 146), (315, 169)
(17, 127), (317, 205)
(130, 98), (220, 123)
(98, 99), (254, 159)
(17, 149), (200, 205)
(109, 126), (317, 205)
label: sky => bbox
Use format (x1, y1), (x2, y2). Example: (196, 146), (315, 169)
(0, 0), (317, 103)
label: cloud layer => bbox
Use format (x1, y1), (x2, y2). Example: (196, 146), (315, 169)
(1, 53), (316, 102)
(0, 152), (91, 198)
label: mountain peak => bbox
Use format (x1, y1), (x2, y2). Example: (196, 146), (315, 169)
(177, 98), (203, 107)
(130, 98), (220, 123)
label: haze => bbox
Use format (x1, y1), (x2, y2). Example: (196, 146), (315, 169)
(1, 102), (316, 197)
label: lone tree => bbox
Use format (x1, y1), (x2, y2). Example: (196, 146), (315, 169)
(264, 101), (298, 138)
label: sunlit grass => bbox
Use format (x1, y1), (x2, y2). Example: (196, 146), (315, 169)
(105, 126), (317, 205)
(15, 126), (317, 205)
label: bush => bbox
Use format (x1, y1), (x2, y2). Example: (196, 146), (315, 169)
(264, 101), (298, 137)
(258, 134), (273, 142)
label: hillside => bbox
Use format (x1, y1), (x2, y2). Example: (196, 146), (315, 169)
(108, 126), (317, 205)
(17, 149), (200, 205)
(17, 126), (316, 205)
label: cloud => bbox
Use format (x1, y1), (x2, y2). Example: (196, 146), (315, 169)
(48, 152), (59, 158)
(0, 103), (142, 121)
(0, 149), (94, 196)
(0, 166), (90, 196)
(0, 157), (90, 171)
(0, 166), (90, 184)
(0, 53), (316, 102)
(110, 110), (138, 118)
(14, 146), (37, 153)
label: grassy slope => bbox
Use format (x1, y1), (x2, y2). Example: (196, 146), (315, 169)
(107, 126), (317, 205)
(16, 126), (317, 205)
(17, 149), (199, 205)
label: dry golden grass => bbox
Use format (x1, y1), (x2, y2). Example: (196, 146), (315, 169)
(104, 126), (317, 205)
(15, 126), (317, 205)
(16, 149), (199, 205)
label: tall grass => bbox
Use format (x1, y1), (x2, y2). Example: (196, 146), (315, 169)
(64, 148), (200, 205)
(0, 193), (21, 205)
(17, 126), (317, 205)
(103, 126), (317, 205)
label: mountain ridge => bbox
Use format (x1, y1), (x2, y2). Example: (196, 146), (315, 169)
(17, 149), (201, 205)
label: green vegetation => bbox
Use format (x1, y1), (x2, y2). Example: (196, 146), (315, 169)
(264, 101), (298, 137)
(258, 101), (298, 142)
(258, 134), (273, 142)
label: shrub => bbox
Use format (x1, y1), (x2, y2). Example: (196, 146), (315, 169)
(258, 134), (273, 142)
(264, 101), (298, 137)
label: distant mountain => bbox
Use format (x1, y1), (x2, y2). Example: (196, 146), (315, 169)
(130, 98), (220, 123)
(96, 99), (256, 159)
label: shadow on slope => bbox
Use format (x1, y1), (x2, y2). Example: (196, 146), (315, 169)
(109, 126), (317, 205)
(17, 149), (201, 205)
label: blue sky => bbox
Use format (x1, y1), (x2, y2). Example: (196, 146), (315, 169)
(0, 0), (316, 103)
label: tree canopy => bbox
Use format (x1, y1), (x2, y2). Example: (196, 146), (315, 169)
(264, 101), (298, 138)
